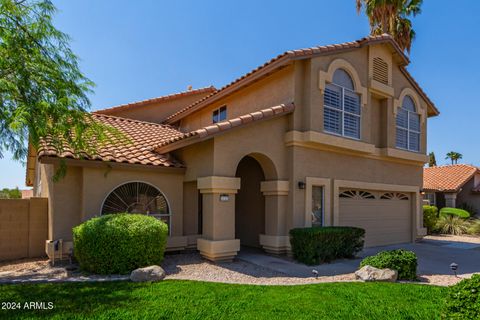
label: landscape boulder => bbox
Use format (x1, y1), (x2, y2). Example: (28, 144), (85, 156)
(130, 265), (166, 282)
(355, 265), (398, 282)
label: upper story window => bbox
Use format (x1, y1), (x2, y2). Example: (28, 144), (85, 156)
(396, 95), (420, 152)
(212, 106), (227, 123)
(324, 69), (361, 139)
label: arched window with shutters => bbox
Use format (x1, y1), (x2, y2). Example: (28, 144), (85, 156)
(396, 95), (420, 152)
(323, 68), (361, 139)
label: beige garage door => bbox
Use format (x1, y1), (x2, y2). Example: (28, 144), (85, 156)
(338, 189), (412, 247)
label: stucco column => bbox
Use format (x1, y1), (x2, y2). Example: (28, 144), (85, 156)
(259, 180), (290, 254)
(196, 176), (240, 262)
(444, 193), (457, 208)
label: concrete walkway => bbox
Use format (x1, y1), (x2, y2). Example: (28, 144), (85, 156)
(238, 238), (480, 278)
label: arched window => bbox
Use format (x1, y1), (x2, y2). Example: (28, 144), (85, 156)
(396, 95), (420, 152)
(101, 182), (171, 231)
(324, 69), (361, 139)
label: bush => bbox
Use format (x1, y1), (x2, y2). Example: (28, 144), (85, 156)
(73, 213), (168, 274)
(435, 215), (470, 235)
(443, 274), (480, 319)
(289, 227), (365, 265)
(440, 207), (470, 219)
(467, 219), (480, 235)
(457, 202), (477, 216)
(360, 249), (417, 280)
(423, 205), (439, 233)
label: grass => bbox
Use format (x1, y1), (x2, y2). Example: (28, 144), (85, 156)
(0, 280), (447, 319)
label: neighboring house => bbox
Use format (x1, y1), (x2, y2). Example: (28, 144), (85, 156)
(423, 164), (480, 215)
(26, 34), (439, 262)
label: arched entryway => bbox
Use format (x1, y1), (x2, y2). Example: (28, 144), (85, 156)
(235, 156), (266, 248)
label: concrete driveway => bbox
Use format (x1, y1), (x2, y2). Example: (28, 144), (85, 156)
(238, 238), (480, 278)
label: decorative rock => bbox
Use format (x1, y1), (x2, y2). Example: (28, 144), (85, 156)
(130, 265), (166, 282)
(355, 265), (398, 282)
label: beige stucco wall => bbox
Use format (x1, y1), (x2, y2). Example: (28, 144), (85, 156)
(294, 45), (428, 154)
(101, 91), (212, 124)
(289, 146), (423, 229)
(0, 198), (48, 261)
(183, 181), (199, 236)
(178, 66), (295, 132)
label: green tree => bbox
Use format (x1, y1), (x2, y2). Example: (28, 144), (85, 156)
(0, 0), (118, 170)
(356, 0), (423, 53)
(445, 151), (463, 165)
(0, 187), (22, 198)
(428, 152), (436, 167)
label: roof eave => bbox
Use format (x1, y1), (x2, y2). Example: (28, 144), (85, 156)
(158, 103), (295, 153)
(164, 55), (292, 124)
(165, 35), (420, 125)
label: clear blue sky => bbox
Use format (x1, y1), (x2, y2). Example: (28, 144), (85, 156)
(1, 0), (479, 189)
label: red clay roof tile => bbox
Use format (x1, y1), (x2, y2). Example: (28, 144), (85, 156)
(155, 103), (294, 151)
(38, 114), (185, 167)
(423, 164), (479, 192)
(165, 34), (438, 124)
(94, 86), (216, 115)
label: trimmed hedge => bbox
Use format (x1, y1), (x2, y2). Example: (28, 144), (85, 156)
(73, 213), (168, 275)
(289, 227), (365, 265)
(423, 205), (438, 233)
(440, 207), (470, 219)
(360, 249), (417, 280)
(443, 274), (480, 319)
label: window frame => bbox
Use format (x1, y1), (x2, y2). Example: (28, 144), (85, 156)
(396, 96), (421, 152)
(305, 177), (332, 227)
(100, 181), (172, 235)
(323, 80), (361, 140)
(423, 192), (436, 206)
(212, 105), (227, 124)
(311, 185), (324, 227)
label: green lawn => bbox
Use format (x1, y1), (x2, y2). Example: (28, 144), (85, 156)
(0, 280), (446, 319)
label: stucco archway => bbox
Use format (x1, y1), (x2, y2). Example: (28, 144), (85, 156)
(235, 155), (267, 247)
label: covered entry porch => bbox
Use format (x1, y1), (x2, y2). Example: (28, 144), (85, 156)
(196, 153), (290, 262)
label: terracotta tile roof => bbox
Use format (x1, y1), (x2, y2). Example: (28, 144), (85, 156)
(423, 164), (479, 192)
(94, 86), (216, 115)
(38, 114), (185, 167)
(165, 34), (437, 123)
(156, 103), (295, 152)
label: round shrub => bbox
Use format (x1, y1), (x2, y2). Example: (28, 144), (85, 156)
(440, 207), (470, 219)
(423, 205), (439, 233)
(360, 249), (417, 280)
(289, 227), (365, 265)
(73, 213), (168, 274)
(443, 274), (480, 319)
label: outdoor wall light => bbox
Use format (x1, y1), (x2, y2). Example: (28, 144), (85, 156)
(219, 194), (229, 202)
(298, 181), (306, 190)
(450, 262), (459, 277)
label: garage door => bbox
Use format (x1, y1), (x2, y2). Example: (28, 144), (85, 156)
(338, 189), (412, 247)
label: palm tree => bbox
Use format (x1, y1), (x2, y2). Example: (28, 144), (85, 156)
(445, 152), (463, 165)
(356, 0), (423, 53)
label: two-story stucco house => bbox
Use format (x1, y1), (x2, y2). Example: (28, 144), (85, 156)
(26, 34), (439, 262)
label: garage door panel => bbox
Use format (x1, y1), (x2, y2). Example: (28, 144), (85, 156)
(339, 189), (412, 247)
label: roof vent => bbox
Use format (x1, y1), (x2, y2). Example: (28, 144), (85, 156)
(373, 57), (389, 85)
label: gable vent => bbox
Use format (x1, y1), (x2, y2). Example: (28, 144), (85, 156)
(372, 57), (389, 85)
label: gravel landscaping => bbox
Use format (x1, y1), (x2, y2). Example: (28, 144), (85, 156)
(0, 251), (474, 286)
(424, 234), (480, 244)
